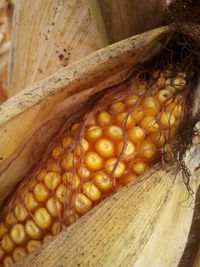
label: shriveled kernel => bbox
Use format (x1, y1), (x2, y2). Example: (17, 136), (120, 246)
(52, 145), (62, 159)
(126, 95), (138, 108)
(115, 112), (134, 129)
(46, 197), (62, 217)
(5, 212), (17, 226)
(3, 256), (13, 267)
(97, 111), (112, 126)
(34, 208), (51, 229)
(110, 101), (125, 113)
(173, 77), (186, 88)
(132, 161), (147, 175)
(82, 182), (101, 201)
(64, 208), (79, 225)
(56, 184), (70, 203)
(46, 159), (61, 173)
(119, 172), (137, 186)
(72, 193), (92, 215)
(157, 89), (172, 104)
(95, 138), (114, 159)
(26, 240), (42, 253)
(10, 224), (26, 244)
(24, 193), (39, 212)
(0, 223), (7, 238)
(12, 247), (26, 262)
(14, 203), (28, 221)
(62, 136), (72, 148)
(25, 220), (42, 239)
(117, 141), (135, 159)
(62, 172), (80, 190)
(140, 116), (159, 133)
(94, 172), (112, 192)
(61, 154), (77, 170)
(87, 125), (102, 143)
(148, 131), (165, 148)
(105, 158), (125, 178)
(0, 246), (4, 261)
(52, 221), (62, 236)
(141, 96), (159, 116)
(1, 234), (14, 253)
(78, 166), (91, 181)
(128, 126), (145, 143)
(160, 111), (175, 128)
(44, 172), (60, 190)
(71, 123), (79, 131)
(34, 183), (49, 202)
(104, 125), (123, 143)
(85, 151), (104, 171)
(75, 138), (90, 156)
(138, 140), (156, 160)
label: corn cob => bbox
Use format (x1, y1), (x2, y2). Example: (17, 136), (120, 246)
(0, 65), (188, 266)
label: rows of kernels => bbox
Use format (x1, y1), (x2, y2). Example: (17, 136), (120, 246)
(0, 70), (186, 266)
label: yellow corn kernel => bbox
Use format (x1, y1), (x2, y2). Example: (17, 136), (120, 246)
(95, 138), (115, 159)
(44, 172), (60, 190)
(24, 193), (39, 212)
(0, 224), (7, 239)
(110, 101), (125, 113)
(5, 212), (17, 226)
(0, 246), (4, 261)
(72, 193), (92, 215)
(132, 161), (147, 175)
(25, 220), (42, 239)
(173, 77), (186, 88)
(51, 221), (62, 236)
(104, 125), (123, 143)
(97, 111), (112, 126)
(62, 172), (80, 190)
(160, 111), (175, 129)
(75, 138), (90, 156)
(64, 208), (79, 225)
(140, 116), (159, 133)
(148, 131), (165, 148)
(82, 182), (101, 202)
(43, 234), (53, 244)
(26, 240), (42, 253)
(87, 125), (102, 143)
(157, 89), (172, 104)
(46, 197), (62, 217)
(130, 106), (144, 122)
(52, 145), (62, 159)
(119, 172), (137, 186)
(1, 235), (14, 253)
(61, 154), (77, 170)
(71, 123), (79, 131)
(34, 183), (49, 202)
(115, 112), (134, 129)
(94, 172), (112, 192)
(37, 169), (47, 182)
(137, 140), (156, 160)
(126, 95), (139, 108)
(10, 224), (26, 244)
(141, 96), (159, 116)
(12, 247), (26, 263)
(85, 151), (104, 171)
(62, 136), (72, 148)
(105, 158), (125, 178)
(83, 113), (96, 126)
(28, 178), (38, 191)
(3, 256), (13, 267)
(117, 140), (135, 159)
(56, 184), (70, 203)
(34, 208), (51, 230)
(46, 159), (61, 173)
(128, 126), (145, 143)
(78, 166), (91, 181)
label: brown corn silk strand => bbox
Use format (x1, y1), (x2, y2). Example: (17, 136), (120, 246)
(0, 62), (189, 266)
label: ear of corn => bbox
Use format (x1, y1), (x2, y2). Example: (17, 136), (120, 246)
(0, 66), (188, 266)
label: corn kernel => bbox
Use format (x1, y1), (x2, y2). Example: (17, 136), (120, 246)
(160, 111), (175, 129)
(105, 158), (125, 178)
(119, 172), (137, 186)
(1, 235), (14, 253)
(94, 172), (112, 192)
(37, 169), (47, 182)
(24, 193), (39, 212)
(56, 184), (70, 203)
(148, 131), (165, 148)
(0, 246), (4, 261)
(26, 240), (42, 253)
(104, 125), (123, 143)
(117, 141), (135, 159)
(3, 256), (13, 267)
(12, 247), (26, 262)
(82, 182), (101, 201)
(43, 234), (53, 243)
(62, 172), (80, 190)
(97, 111), (112, 126)
(72, 193), (92, 215)
(128, 126), (145, 143)
(52, 221), (62, 236)
(137, 140), (156, 160)
(25, 220), (42, 239)
(61, 154), (77, 170)
(157, 89), (172, 104)
(46, 159), (61, 173)
(14, 203), (28, 222)
(75, 138), (90, 156)
(64, 208), (79, 225)
(83, 113), (96, 126)
(62, 136), (72, 149)
(44, 172), (60, 190)
(115, 112), (134, 129)
(10, 224), (26, 244)
(71, 123), (79, 131)
(0, 224), (7, 239)
(130, 106), (144, 122)
(34, 183), (49, 202)
(87, 125), (102, 143)
(132, 161), (147, 175)
(28, 178), (38, 191)
(110, 101), (125, 113)
(126, 95), (139, 108)
(141, 96), (159, 116)
(140, 116), (159, 133)
(34, 208), (51, 230)
(46, 197), (62, 217)
(95, 138), (114, 159)
(5, 212), (17, 226)
(78, 166), (91, 181)
(52, 145), (62, 159)
(85, 151), (104, 171)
